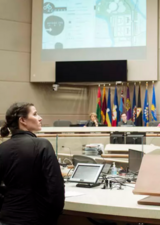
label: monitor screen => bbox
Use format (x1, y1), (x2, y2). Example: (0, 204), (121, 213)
(127, 133), (146, 145)
(110, 132), (124, 144)
(56, 60), (127, 82)
(129, 149), (144, 173)
(69, 163), (104, 184)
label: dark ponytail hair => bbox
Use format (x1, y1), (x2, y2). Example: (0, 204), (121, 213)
(1, 122), (10, 137)
(0, 102), (34, 137)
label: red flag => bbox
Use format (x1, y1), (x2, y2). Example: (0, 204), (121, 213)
(101, 86), (107, 124)
(96, 86), (102, 123)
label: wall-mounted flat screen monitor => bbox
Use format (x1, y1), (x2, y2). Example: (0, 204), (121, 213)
(56, 60), (127, 82)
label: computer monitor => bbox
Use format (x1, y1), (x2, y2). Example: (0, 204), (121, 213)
(129, 149), (144, 173)
(110, 132), (124, 144)
(69, 163), (104, 188)
(127, 133), (146, 144)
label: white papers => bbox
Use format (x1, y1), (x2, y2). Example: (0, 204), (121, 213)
(65, 191), (85, 198)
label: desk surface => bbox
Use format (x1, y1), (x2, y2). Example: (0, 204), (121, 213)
(38, 127), (160, 133)
(64, 183), (160, 223)
(105, 144), (160, 154)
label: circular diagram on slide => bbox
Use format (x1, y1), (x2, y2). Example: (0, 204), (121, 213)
(45, 16), (64, 36)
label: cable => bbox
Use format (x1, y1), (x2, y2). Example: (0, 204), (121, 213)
(102, 175), (135, 189)
(109, 177), (135, 189)
(127, 169), (138, 175)
(62, 168), (74, 182)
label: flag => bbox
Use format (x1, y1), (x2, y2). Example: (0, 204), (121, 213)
(137, 84), (143, 126)
(101, 86), (107, 124)
(132, 85), (137, 125)
(106, 87), (112, 126)
(126, 86), (132, 120)
(151, 84), (157, 121)
(96, 86), (102, 123)
(119, 90), (125, 115)
(112, 87), (119, 126)
(143, 86), (149, 126)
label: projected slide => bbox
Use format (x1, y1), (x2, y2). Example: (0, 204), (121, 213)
(42, 0), (146, 50)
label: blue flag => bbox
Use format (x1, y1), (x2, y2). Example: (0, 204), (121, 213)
(112, 87), (119, 126)
(143, 88), (149, 126)
(126, 86), (131, 120)
(106, 88), (112, 126)
(119, 98), (123, 115)
(132, 85), (137, 125)
(119, 90), (124, 115)
(151, 85), (157, 121)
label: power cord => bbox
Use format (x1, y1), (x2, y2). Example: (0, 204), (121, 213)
(101, 176), (135, 189)
(63, 168), (74, 182)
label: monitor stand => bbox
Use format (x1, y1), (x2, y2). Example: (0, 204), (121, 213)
(138, 196), (160, 206)
(76, 183), (100, 188)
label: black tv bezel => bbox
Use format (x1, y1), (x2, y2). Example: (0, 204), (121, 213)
(55, 60), (127, 83)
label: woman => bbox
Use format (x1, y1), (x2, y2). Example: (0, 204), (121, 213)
(85, 112), (98, 127)
(0, 103), (64, 225)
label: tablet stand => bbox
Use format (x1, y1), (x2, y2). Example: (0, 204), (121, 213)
(76, 183), (100, 188)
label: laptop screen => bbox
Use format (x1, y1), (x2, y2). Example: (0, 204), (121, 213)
(129, 149), (144, 172)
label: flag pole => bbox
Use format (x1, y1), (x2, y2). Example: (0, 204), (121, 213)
(121, 82), (123, 92)
(146, 82), (148, 89)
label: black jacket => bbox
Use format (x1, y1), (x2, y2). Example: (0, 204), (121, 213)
(85, 120), (97, 127)
(0, 130), (64, 225)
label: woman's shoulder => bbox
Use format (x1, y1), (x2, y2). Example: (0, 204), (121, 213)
(34, 137), (52, 146)
(0, 138), (11, 152)
(34, 138), (55, 157)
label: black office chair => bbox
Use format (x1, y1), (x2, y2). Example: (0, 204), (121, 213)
(148, 121), (159, 126)
(72, 155), (97, 167)
(53, 120), (72, 127)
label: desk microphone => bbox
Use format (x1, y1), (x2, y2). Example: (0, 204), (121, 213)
(59, 163), (68, 167)
(109, 181), (113, 189)
(102, 180), (109, 189)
